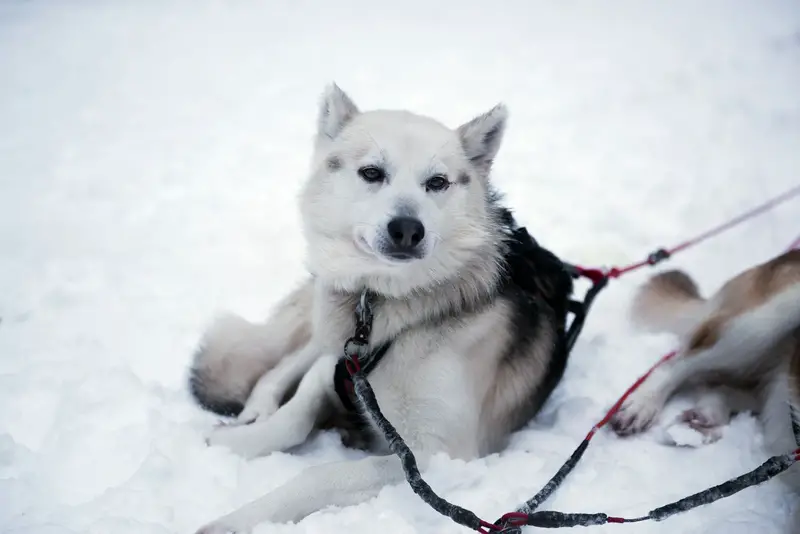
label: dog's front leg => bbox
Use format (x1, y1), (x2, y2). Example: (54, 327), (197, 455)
(195, 453), (421, 534)
(234, 340), (323, 424)
(206, 355), (336, 459)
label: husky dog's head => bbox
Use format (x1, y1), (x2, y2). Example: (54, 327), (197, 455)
(300, 84), (508, 297)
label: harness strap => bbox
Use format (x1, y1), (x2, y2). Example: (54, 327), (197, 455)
(333, 341), (392, 412)
(562, 267), (608, 353)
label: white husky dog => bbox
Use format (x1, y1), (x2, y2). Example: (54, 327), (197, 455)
(189, 84), (574, 533)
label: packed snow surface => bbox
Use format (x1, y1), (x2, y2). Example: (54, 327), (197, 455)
(2, 1), (800, 533)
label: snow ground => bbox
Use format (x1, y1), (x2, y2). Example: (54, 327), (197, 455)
(1, 1), (800, 533)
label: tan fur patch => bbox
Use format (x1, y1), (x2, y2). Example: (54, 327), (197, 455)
(682, 251), (800, 359)
(687, 316), (723, 353)
(714, 250), (800, 317)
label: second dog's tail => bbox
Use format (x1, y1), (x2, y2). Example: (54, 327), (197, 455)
(630, 269), (708, 337)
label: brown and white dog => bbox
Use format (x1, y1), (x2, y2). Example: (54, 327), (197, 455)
(611, 249), (800, 499)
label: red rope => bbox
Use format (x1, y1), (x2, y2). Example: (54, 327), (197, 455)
(665, 184), (800, 257)
(574, 183), (800, 281)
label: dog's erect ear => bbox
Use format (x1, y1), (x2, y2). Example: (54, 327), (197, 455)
(317, 83), (360, 142)
(456, 104), (508, 177)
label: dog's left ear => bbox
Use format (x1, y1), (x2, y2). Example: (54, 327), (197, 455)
(457, 104), (508, 177)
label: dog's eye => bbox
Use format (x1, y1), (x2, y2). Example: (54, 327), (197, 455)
(358, 166), (386, 184)
(424, 175), (450, 193)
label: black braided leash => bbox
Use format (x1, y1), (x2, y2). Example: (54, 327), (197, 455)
(342, 287), (800, 533)
(339, 290), (497, 532)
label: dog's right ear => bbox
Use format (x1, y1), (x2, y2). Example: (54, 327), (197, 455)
(317, 83), (360, 142)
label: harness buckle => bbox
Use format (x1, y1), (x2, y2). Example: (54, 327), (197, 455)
(343, 289), (377, 376)
(355, 289), (374, 327)
(343, 336), (368, 375)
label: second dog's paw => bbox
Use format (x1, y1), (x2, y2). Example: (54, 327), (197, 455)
(680, 408), (721, 430)
(610, 389), (665, 436)
(662, 409), (724, 448)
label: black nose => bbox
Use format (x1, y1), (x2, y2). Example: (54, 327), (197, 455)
(387, 216), (425, 250)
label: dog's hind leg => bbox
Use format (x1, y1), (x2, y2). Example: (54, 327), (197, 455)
(610, 347), (755, 436)
(195, 432), (447, 534)
(206, 354), (338, 460)
(195, 452), (416, 534)
(612, 286), (800, 436)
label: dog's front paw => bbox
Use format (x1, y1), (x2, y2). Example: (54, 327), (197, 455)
(212, 399), (278, 430)
(205, 423), (264, 459)
(610, 387), (665, 436)
(236, 402), (276, 425)
(213, 412), (258, 429)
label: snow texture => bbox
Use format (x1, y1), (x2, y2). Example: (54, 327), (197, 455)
(1, 1), (800, 533)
